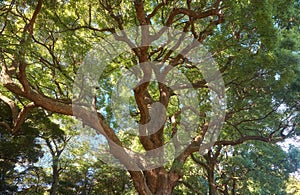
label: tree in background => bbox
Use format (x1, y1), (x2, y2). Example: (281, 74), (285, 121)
(0, 0), (299, 194)
(2, 109), (135, 194)
(196, 142), (293, 194)
(287, 176), (300, 195)
(0, 99), (42, 193)
(37, 113), (72, 195)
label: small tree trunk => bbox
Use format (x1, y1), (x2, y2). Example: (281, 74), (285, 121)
(50, 158), (59, 195)
(208, 167), (217, 195)
(231, 178), (236, 195)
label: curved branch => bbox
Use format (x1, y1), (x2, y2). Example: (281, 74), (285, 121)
(166, 8), (218, 27)
(215, 136), (272, 146)
(24, 0), (43, 35)
(0, 122), (12, 132)
(147, 2), (166, 21)
(12, 102), (36, 134)
(191, 153), (209, 170)
(2, 63), (145, 173)
(173, 132), (278, 170)
(0, 93), (18, 123)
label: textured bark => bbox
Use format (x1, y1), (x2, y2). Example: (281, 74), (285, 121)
(132, 169), (178, 195)
(1, 1), (287, 194)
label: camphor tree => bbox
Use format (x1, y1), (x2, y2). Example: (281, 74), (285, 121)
(0, 0), (299, 194)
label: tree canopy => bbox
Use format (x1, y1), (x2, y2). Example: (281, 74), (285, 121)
(0, 0), (299, 194)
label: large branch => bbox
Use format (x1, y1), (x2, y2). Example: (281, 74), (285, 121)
(165, 7), (220, 27)
(215, 136), (272, 146)
(1, 57), (150, 174)
(170, 128), (283, 178)
(151, 1), (225, 45)
(24, 0), (43, 35)
(0, 93), (18, 123)
(146, 1), (166, 21)
(134, 0), (149, 26)
(130, 171), (153, 195)
(12, 102), (36, 134)
(0, 93), (36, 134)
(0, 122), (12, 132)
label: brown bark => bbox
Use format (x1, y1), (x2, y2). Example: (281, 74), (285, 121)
(2, 1), (280, 194)
(49, 158), (59, 195)
(0, 92), (36, 134)
(24, 0), (43, 35)
(191, 148), (221, 195)
(44, 138), (63, 195)
(207, 165), (217, 195)
(0, 93), (18, 122)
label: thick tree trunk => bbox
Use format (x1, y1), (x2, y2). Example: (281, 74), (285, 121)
(134, 179), (176, 195)
(155, 180), (176, 195)
(130, 168), (179, 195)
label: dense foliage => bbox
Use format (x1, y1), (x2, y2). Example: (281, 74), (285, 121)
(0, 0), (299, 194)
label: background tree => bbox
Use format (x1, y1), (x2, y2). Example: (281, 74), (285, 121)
(37, 113), (71, 195)
(0, 0), (299, 194)
(0, 99), (42, 193)
(286, 176), (300, 195)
